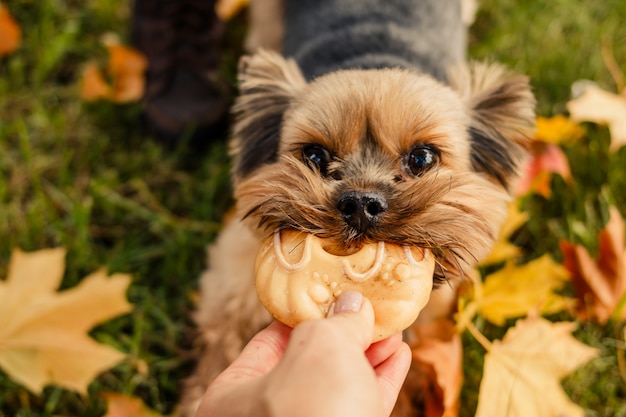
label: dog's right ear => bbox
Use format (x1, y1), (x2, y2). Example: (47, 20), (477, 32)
(230, 49), (306, 183)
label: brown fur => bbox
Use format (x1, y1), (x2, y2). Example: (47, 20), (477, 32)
(180, 17), (535, 417)
(232, 53), (534, 282)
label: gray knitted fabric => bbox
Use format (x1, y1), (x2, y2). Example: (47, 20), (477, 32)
(282, 0), (465, 82)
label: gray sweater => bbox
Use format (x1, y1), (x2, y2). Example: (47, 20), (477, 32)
(282, 0), (466, 82)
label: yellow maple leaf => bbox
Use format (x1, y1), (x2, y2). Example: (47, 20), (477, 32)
(0, 248), (132, 394)
(459, 255), (573, 328)
(480, 202), (527, 266)
(475, 314), (597, 417)
(102, 392), (166, 417)
(0, 4), (21, 57)
(567, 81), (626, 151)
(534, 115), (585, 145)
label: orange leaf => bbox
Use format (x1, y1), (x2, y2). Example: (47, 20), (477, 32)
(102, 393), (165, 417)
(106, 43), (147, 103)
(475, 314), (597, 417)
(560, 206), (626, 323)
(215, 0), (248, 20)
(80, 62), (113, 101)
(78, 39), (147, 103)
(393, 319), (462, 417)
(0, 4), (21, 57)
(516, 142), (571, 197)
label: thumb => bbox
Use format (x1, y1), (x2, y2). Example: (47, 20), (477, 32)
(326, 290), (376, 350)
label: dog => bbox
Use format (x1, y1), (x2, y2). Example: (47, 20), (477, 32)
(180, 0), (535, 415)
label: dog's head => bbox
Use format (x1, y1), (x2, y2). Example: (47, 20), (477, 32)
(230, 50), (535, 283)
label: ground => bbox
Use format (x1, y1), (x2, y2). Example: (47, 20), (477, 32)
(0, 0), (625, 416)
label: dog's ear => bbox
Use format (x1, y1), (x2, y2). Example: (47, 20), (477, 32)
(449, 62), (536, 191)
(230, 49), (306, 183)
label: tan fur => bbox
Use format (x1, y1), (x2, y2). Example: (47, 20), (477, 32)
(181, 19), (535, 417)
(178, 220), (270, 417)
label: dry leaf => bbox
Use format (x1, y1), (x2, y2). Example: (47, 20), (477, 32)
(480, 202), (528, 266)
(567, 81), (626, 151)
(80, 62), (112, 101)
(0, 248), (132, 394)
(106, 43), (147, 102)
(392, 319), (462, 417)
(412, 319), (462, 417)
(79, 39), (146, 103)
(516, 142), (571, 197)
(465, 255), (573, 326)
(102, 392), (165, 417)
(560, 206), (626, 323)
(0, 4), (21, 57)
(535, 115), (585, 145)
(475, 314), (597, 417)
(215, 0), (248, 20)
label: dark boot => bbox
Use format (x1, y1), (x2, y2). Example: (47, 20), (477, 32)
(131, 0), (231, 144)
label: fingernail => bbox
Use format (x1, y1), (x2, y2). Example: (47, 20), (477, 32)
(333, 290), (363, 314)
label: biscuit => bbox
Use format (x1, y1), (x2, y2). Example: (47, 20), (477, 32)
(255, 230), (435, 341)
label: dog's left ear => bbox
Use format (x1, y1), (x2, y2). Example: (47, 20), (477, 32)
(449, 62), (536, 191)
(231, 49), (307, 184)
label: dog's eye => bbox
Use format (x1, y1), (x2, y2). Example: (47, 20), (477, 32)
(302, 144), (331, 175)
(404, 145), (439, 177)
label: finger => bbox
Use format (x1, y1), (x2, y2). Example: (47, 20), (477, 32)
(217, 320), (292, 383)
(323, 290), (376, 350)
(365, 333), (404, 368)
(374, 341), (412, 416)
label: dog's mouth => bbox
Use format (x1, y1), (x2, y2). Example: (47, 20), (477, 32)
(320, 240), (363, 256)
(274, 229), (428, 266)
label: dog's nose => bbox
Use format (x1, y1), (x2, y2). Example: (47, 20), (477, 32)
(336, 191), (388, 233)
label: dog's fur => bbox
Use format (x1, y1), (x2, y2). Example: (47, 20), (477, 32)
(180, 0), (535, 415)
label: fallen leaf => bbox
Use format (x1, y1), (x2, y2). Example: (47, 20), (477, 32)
(0, 248), (132, 394)
(480, 202), (528, 266)
(567, 81), (626, 151)
(79, 38), (146, 103)
(412, 320), (462, 417)
(516, 142), (571, 197)
(106, 43), (147, 102)
(102, 392), (165, 417)
(0, 4), (21, 57)
(560, 206), (626, 323)
(392, 319), (462, 417)
(80, 62), (112, 101)
(471, 255), (573, 326)
(475, 314), (597, 417)
(215, 0), (248, 20)
(534, 115), (585, 145)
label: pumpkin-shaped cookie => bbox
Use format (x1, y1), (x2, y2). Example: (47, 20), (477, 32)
(255, 230), (435, 341)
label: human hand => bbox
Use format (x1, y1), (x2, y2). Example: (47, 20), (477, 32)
(195, 290), (412, 417)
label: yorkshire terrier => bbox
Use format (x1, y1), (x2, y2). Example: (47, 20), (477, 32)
(180, 0), (535, 415)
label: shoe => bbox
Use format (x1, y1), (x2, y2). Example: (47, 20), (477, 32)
(131, 0), (231, 144)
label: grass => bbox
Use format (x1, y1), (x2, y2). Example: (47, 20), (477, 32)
(0, 0), (625, 416)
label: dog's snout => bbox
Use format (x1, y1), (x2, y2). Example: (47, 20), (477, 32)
(337, 191), (387, 233)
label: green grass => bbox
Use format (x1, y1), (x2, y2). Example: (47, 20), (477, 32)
(0, 0), (625, 416)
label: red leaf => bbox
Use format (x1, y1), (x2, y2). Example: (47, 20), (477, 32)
(560, 206), (626, 323)
(516, 142), (571, 197)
